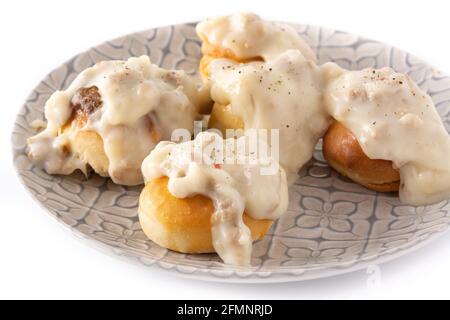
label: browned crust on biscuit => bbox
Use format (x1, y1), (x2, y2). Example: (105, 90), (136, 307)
(199, 40), (263, 78)
(323, 121), (400, 192)
(208, 103), (244, 135)
(138, 177), (273, 254)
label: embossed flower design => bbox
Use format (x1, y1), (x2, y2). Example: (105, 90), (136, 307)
(391, 202), (448, 230)
(96, 221), (149, 251)
(284, 247), (344, 266)
(297, 197), (356, 232)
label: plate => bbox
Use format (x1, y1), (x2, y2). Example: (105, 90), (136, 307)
(11, 22), (450, 283)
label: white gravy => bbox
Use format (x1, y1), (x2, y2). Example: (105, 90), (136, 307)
(325, 67), (450, 205)
(28, 56), (206, 185)
(145, 15), (450, 263)
(141, 131), (288, 265)
(196, 13), (317, 62)
(209, 50), (343, 183)
(203, 18), (450, 206)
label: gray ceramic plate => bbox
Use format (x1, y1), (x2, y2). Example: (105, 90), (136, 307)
(12, 22), (450, 283)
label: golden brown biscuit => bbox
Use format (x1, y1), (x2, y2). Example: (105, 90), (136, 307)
(208, 103), (244, 135)
(138, 177), (273, 254)
(199, 55), (216, 79)
(322, 121), (400, 192)
(56, 86), (110, 176)
(58, 86), (159, 180)
(71, 131), (110, 177)
(55, 87), (109, 177)
(199, 40), (262, 78)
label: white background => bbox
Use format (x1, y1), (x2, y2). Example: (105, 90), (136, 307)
(1, 0), (450, 299)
